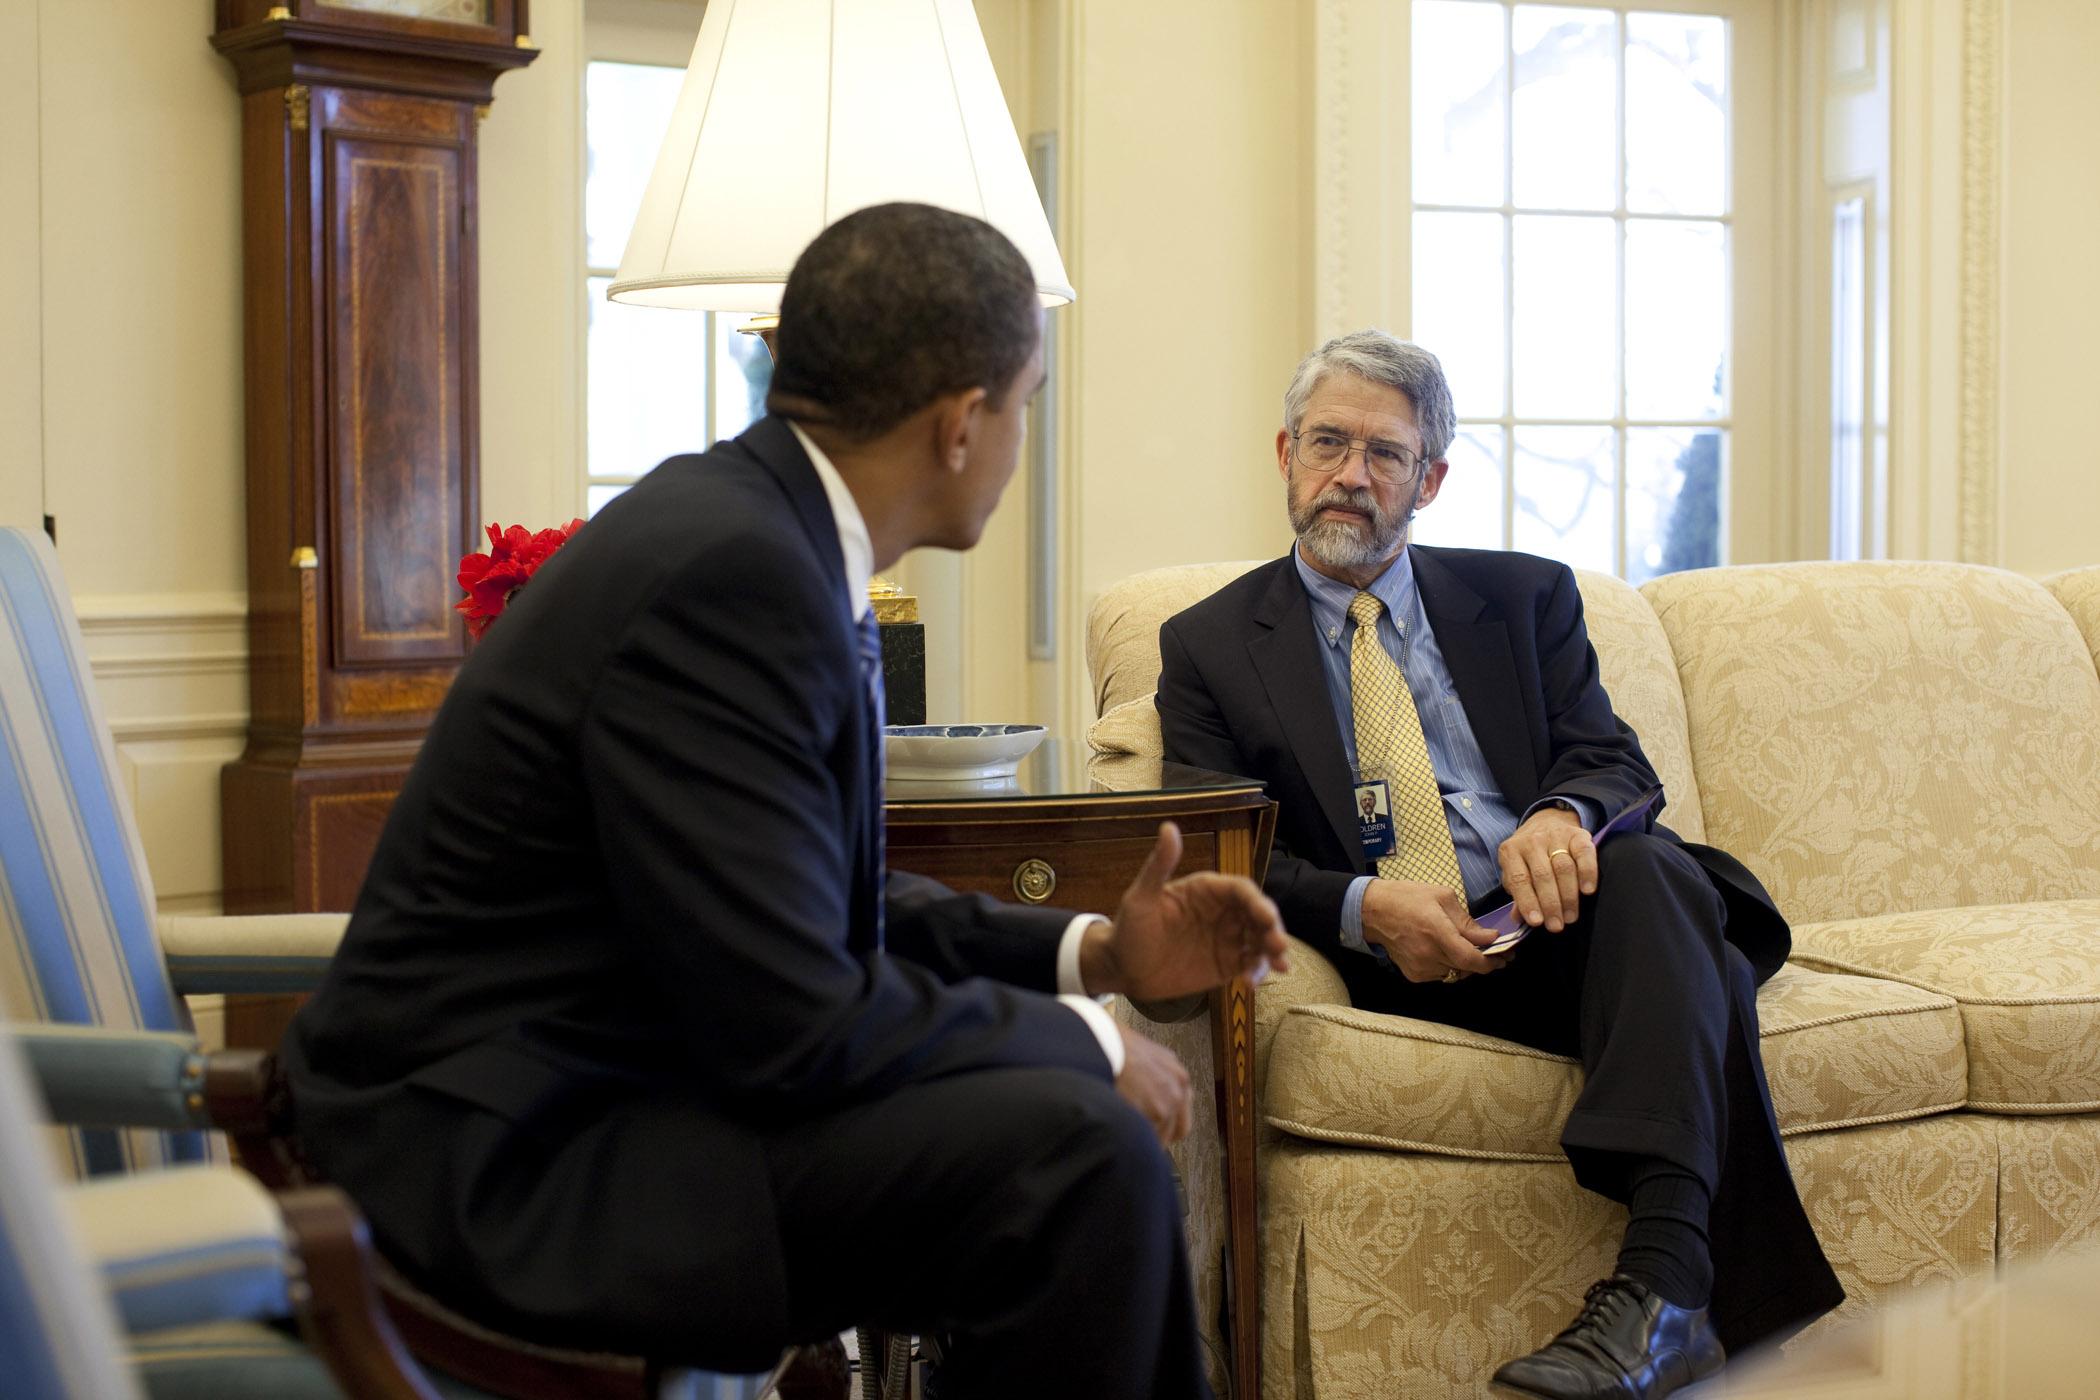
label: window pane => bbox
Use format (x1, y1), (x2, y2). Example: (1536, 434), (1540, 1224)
(1513, 425), (1616, 572)
(1412, 425), (1505, 549)
(1512, 215), (1615, 419)
(586, 62), (685, 269)
(713, 315), (775, 442)
(587, 275), (708, 479)
(1413, 1), (1508, 207)
(586, 483), (631, 518)
(1412, 211), (1507, 418)
(1626, 427), (1722, 582)
(1626, 219), (1726, 420)
(1626, 13), (1727, 215)
(1512, 6), (1616, 212)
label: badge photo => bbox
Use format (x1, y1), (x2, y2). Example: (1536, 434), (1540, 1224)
(1354, 774), (1396, 859)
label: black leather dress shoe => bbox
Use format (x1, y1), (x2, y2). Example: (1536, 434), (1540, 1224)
(1492, 1276), (1724, 1400)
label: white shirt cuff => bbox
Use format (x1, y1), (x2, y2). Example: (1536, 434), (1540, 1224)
(1056, 914), (1103, 996)
(1059, 994), (1126, 1076)
(1055, 915), (1122, 1075)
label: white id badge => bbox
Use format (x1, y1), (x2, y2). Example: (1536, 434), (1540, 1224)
(1354, 776), (1396, 859)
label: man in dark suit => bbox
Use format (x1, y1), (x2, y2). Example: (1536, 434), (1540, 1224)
(284, 204), (1288, 1400)
(1156, 332), (1841, 1400)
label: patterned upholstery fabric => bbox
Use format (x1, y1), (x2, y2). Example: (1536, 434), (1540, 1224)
(1791, 900), (2100, 1112)
(1264, 963), (1967, 1160)
(1992, 1114), (2100, 1262)
(1781, 1116), (2000, 1334)
(0, 527), (203, 1177)
(1261, 1117), (2000, 1399)
(1642, 561), (2100, 927)
(1571, 569), (1708, 843)
(2045, 564), (2100, 674)
(0, 1024), (144, 1400)
(1086, 560), (1268, 718)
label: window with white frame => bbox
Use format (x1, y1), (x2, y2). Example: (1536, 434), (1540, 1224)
(583, 59), (772, 516)
(1407, 1), (1732, 583)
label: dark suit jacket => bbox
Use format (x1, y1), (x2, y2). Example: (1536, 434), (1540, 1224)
(1156, 546), (1789, 1010)
(285, 417), (1107, 1360)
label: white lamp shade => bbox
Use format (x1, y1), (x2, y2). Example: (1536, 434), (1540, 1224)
(608, 0), (1073, 312)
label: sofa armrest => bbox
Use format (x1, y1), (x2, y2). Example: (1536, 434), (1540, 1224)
(159, 913), (347, 996)
(1255, 935), (1352, 1100)
(14, 1024), (211, 1132)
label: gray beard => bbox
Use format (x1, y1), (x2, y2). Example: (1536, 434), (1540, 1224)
(1289, 475), (1415, 571)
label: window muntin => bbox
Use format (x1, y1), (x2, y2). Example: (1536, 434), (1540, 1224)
(1409, 2), (1731, 584)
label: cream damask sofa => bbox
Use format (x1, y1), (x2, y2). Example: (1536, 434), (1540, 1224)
(1089, 559), (2100, 1399)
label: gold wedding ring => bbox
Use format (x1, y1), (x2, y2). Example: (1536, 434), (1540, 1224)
(1548, 848), (1571, 859)
(1441, 969), (1461, 984)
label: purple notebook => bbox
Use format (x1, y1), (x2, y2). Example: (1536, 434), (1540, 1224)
(1478, 785), (1666, 954)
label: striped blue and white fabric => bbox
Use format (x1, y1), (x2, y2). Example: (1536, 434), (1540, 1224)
(0, 526), (203, 1178)
(0, 1023), (146, 1400)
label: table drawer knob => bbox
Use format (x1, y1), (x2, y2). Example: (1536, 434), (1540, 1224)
(1012, 857), (1058, 904)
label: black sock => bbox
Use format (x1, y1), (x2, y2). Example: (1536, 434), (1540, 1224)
(1614, 1159), (1714, 1308)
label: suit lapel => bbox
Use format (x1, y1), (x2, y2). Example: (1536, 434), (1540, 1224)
(1412, 547), (1540, 805)
(743, 417), (853, 606)
(1248, 559), (1369, 873)
(742, 417), (882, 951)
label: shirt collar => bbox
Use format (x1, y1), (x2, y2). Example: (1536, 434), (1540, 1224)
(1292, 544), (1418, 648)
(788, 421), (874, 622)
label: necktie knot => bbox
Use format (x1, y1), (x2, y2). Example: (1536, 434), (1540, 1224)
(1348, 591), (1384, 631)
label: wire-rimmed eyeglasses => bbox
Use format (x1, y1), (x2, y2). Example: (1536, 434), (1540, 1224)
(1289, 430), (1423, 486)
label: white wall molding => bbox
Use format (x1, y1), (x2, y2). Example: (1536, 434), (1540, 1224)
(71, 597), (249, 911)
(1957, 0), (2004, 565)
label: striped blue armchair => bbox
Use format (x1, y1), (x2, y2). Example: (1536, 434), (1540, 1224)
(0, 525), (344, 1182)
(0, 1018), (464, 1399)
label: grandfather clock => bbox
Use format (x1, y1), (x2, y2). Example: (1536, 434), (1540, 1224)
(212, 1), (536, 922)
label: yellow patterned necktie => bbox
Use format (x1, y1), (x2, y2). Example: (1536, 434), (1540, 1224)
(1347, 591), (1464, 895)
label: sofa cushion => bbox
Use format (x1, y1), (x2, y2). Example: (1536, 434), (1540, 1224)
(1573, 570), (1706, 844)
(1263, 964), (1965, 1159)
(1790, 899), (2100, 1113)
(1087, 560), (1268, 718)
(1644, 561), (2100, 927)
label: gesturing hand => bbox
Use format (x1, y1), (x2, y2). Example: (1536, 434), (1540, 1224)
(1080, 822), (1292, 1001)
(1497, 806), (1598, 933)
(1360, 878), (1510, 983)
(1116, 1024), (1194, 1147)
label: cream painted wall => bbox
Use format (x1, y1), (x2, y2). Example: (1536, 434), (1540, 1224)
(1058, 0), (1310, 729)
(38, 1), (245, 601)
(1998, 0), (2100, 577)
(0, 1), (41, 529)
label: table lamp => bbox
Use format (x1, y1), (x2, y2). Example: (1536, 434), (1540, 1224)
(607, 0), (1073, 725)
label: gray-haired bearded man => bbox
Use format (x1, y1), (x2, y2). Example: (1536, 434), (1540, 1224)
(1155, 331), (1841, 1399)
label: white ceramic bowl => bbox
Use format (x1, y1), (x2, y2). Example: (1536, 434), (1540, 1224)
(883, 723), (1048, 781)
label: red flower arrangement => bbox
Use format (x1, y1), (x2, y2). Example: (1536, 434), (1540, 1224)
(455, 518), (584, 640)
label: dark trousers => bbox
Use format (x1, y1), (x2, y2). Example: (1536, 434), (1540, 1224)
(343, 1064), (1210, 1400)
(1354, 833), (1843, 1352)
(766, 1067), (1212, 1400)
